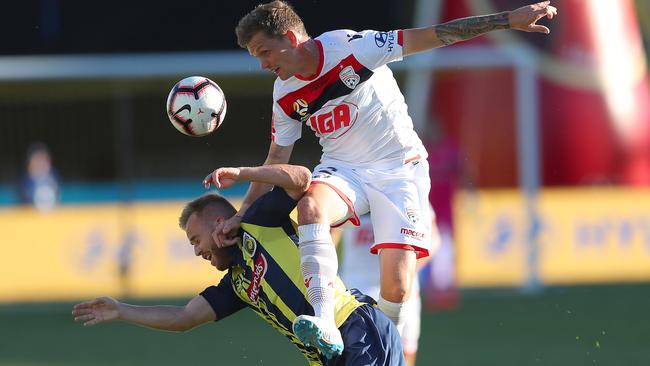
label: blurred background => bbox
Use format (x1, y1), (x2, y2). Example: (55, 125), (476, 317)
(1, 0), (650, 365)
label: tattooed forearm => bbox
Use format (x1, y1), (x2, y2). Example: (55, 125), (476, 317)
(434, 12), (510, 46)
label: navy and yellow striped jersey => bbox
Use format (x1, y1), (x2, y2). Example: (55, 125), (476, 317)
(200, 187), (366, 366)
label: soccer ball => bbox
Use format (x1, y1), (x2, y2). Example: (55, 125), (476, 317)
(166, 76), (227, 137)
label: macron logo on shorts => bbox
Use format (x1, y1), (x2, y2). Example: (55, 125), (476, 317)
(400, 228), (426, 240)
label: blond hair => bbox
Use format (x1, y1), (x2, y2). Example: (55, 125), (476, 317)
(178, 193), (237, 230)
(235, 0), (308, 48)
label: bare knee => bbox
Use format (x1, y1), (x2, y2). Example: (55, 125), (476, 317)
(297, 185), (349, 226)
(380, 279), (411, 303)
(296, 194), (323, 225)
(379, 248), (417, 303)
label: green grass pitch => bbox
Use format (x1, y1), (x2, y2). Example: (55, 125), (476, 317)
(1, 284), (648, 365)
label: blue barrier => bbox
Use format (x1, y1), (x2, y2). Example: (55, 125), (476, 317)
(0, 180), (248, 206)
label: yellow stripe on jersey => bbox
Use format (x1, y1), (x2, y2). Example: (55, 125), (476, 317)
(259, 275), (297, 323)
(331, 278), (364, 328)
(243, 224), (307, 297)
(230, 263), (325, 363)
(241, 223), (365, 328)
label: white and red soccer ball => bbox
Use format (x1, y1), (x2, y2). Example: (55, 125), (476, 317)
(166, 76), (227, 137)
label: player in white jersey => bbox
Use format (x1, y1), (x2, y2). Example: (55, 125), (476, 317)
(205, 0), (557, 359)
(339, 212), (438, 366)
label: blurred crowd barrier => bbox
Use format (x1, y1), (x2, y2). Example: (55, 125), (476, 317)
(0, 200), (238, 302)
(2, 187), (650, 303)
(456, 187), (650, 287)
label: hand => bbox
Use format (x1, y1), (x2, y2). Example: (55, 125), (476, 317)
(211, 216), (242, 248)
(203, 167), (241, 189)
(509, 1), (558, 34)
(72, 296), (120, 326)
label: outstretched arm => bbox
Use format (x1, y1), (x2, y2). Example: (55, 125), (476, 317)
(225, 142), (295, 216)
(402, 1), (557, 56)
(204, 161), (310, 248)
(204, 164), (311, 201)
(202, 142), (295, 246)
(72, 295), (216, 332)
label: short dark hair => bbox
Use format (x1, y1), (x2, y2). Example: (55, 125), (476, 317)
(179, 193), (237, 230)
(235, 0), (308, 48)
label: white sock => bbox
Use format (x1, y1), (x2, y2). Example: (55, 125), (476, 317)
(378, 295), (406, 335)
(298, 224), (338, 325)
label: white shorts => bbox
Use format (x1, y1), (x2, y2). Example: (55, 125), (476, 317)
(311, 158), (432, 258)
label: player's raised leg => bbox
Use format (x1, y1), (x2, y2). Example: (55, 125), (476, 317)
(293, 183), (351, 359)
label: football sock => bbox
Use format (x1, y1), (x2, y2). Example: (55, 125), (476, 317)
(298, 223), (338, 324)
(378, 295), (406, 334)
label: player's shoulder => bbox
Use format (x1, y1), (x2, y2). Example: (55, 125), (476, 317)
(241, 187), (297, 228)
(317, 29), (391, 62)
(319, 29), (385, 44)
(316, 29), (361, 46)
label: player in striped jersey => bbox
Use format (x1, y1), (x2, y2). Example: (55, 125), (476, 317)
(72, 164), (404, 365)
(211, 0), (557, 358)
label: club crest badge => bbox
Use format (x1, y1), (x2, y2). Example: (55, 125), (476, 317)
(242, 232), (257, 257)
(339, 65), (360, 89)
(406, 208), (420, 225)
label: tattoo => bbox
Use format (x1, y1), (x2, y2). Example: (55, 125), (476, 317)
(434, 12), (510, 46)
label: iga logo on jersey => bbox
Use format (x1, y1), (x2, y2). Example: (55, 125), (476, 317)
(308, 102), (358, 138)
(292, 99), (310, 121)
(339, 66), (360, 90)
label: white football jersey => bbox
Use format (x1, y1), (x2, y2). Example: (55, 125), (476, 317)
(272, 29), (427, 168)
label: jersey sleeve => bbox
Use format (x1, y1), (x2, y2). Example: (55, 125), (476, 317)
(242, 187), (298, 227)
(271, 102), (302, 147)
(346, 29), (404, 70)
(200, 272), (247, 321)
